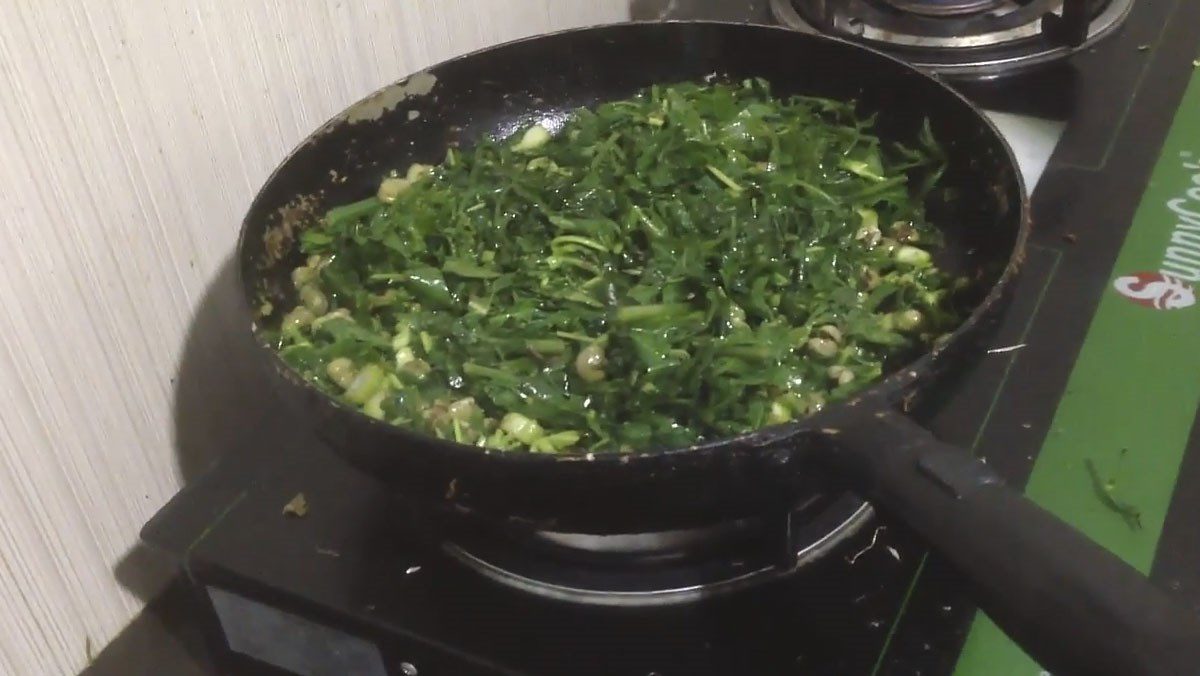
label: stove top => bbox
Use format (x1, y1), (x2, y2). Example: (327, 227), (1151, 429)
(144, 2), (1200, 674)
(769, 0), (1134, 77)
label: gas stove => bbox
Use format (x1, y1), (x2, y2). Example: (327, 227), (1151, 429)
(769, 0), (1133, 77)
(144, 2), (1200, 674)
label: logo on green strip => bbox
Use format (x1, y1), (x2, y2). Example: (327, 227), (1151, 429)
(1113, 272), (1195, 309)
(1112, 152), (1200, 310)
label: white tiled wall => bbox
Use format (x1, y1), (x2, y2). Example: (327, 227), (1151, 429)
(0, 2), (628, 673)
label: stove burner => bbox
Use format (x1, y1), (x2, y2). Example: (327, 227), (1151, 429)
(771, 0), (1134, 78)
(443, 494), (872, 606)
(881, 0), (1003, 16)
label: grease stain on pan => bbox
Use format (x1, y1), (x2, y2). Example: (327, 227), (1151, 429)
(262, 192), (323, 265)
(254, 191), (327, 317)
(341, 71), (438, 124)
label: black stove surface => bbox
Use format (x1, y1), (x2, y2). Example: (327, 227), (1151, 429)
(145, 2), (1200, 674)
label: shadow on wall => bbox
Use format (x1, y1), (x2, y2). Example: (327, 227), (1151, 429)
(112, 253), (297, 604)
(172, 254), (290, 484)
(97, 253), (293, 674)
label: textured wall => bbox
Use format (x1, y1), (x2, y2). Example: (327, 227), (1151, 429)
(0, 2), (628, 673)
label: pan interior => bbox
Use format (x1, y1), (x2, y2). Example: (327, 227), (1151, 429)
(244, 25), (1020, 345)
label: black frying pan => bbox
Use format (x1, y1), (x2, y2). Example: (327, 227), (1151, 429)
(237, 22), (1200, 675)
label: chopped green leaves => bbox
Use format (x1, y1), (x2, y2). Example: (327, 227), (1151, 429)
(270, 79), (961, 453)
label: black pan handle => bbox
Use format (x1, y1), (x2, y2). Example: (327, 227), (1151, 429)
(813, 409), (1200, 676)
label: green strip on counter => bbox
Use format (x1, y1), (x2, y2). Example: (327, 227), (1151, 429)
(953, 61), (1200, 675)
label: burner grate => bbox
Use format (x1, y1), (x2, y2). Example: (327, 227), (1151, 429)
(771, 0), (1134, 78)
(443, 495), (872, 606)
(881, 0), (1006, 16)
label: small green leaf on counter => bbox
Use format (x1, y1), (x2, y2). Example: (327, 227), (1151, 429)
(1085, 459), (1143, 531)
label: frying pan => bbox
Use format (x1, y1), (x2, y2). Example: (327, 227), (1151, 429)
(236, 22), (1200, 675)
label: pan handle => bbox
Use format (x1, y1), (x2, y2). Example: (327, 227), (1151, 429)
(813, 409), (1200, 676)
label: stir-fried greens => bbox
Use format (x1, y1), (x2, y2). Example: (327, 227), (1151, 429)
(269, 79), (963, 453)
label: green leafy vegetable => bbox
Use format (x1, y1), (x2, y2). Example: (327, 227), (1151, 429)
(267, 79), (963, 453)
(1085, 459), (1143, 531)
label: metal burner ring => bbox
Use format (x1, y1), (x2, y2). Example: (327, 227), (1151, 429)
(881, 0), (1004, 16)
(444, 499), (874, 607)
